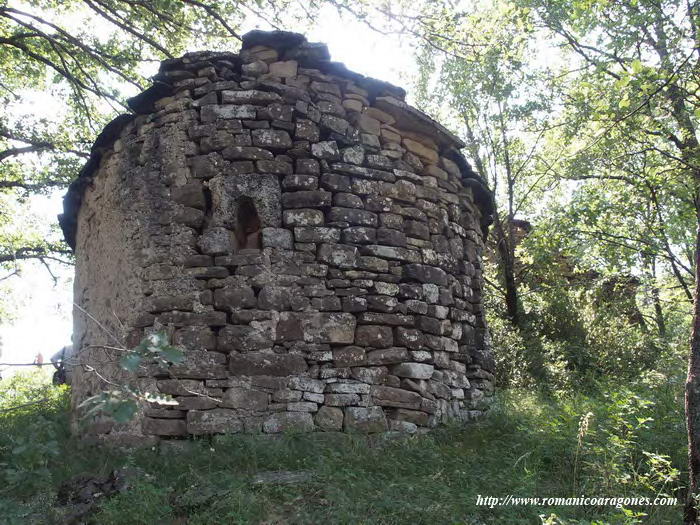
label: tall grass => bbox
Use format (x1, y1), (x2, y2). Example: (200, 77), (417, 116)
(0, 369), (687, 524)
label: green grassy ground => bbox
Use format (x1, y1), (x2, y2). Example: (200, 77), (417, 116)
(0, 370), (687, 524)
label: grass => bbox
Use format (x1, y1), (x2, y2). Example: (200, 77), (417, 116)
(0, 369), (687, 524)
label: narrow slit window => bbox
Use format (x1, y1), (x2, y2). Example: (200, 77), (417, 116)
(235, 196), (262, 251)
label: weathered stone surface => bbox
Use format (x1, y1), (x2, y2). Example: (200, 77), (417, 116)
(344, 406), (388, 433)
(187, 409), (243, 434)
(394, 328), (423, 351)
(283, 208), (324, 227)
(361, 245), (422, 263)
(294, 227), (340, 243)
(282, 190), (332, 208)
(288, 376), (325, 393)
(277, 312), (356, 344)
(222, 146), (274, 160)
(229, 352), (308, 376)
(371, 385), (422, 409)
(214, 286), (256, 310)
(333, 346), (366, 367)
(261, 227), (294, 249)
(391, 362), (435, 380)
(355, 325), (393, 348)
(366, 347), (410, 365)
(269, 60), (298, 77)
(314, 406), (343, 430)
(263, 412), (314, 433)
(221, 388), (269, 410)
(143, 418), (187, 436)
(209, 173), (281, 228)
(218, 325), (273, 352)
(317, 243), (357, 269)
(358, 113), (381, 135)
(252, 129), (293, 149)
(68, 30), (493, 440)
(222, 90), (282, 105)
(198, 227), (233, 255)
(325, 393), (360, 406)
(311, 140), (340, 160)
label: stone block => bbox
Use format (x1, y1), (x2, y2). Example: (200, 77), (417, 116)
(252, 129), (293, 149)
(355, 325), (393, 348)
(287, 401), (318, 412)
(325, 393), (360, 406)
(282, 190), (332, 208)
(391, 363), (435, 380)
(288, 376), (325, 393)
(344, 406), (388, 433)
(317, 243), (357, 269)
(221, 89), (282, 104)
(333, 346), (366, 367)
(269, 60), (298, 77)
(277, 312), (356, 344)
(257, 285), (292, 310)
(157, 379), (207, 396)
(320, 173), (352, 192)
(201, 104), (256, 121)
(263, 412), (314, 433)
(284, 209), (324, 226)
(314, 406), (344, 430)
(311, 140), (340, 160)
(296, 120), (320, 142)
(143, 418), (187, 436)
(172, 182), (205, 209)
(187, 409), (243, 434)
(361, 245), (421, 263)
(198, 227), (233, 255)
(229, 352), (308, 376)
(358, 113), (381, 134)
(294, 227), (340, 243)
(395, 327), (424, 350)
(221, 387), (268, 411)
(261, 227), (294, 249)
(351, 366), (388, 384)
(222, 146), (274, 160)
(214, 285), (257, 310)
(328, 207), (378, 227)
(366, 347), (410, 365)
(371, 385), (421, 409)
(282, 174), (318, 191)
(257, 160), (293, 175)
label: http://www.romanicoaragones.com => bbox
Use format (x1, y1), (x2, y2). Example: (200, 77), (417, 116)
(475, 495), (679, 509)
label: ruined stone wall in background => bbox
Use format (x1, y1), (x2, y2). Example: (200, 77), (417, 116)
(61, 30), (495, 441)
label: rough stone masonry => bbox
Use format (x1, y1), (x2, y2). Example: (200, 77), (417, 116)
(59, 30), (496, 442)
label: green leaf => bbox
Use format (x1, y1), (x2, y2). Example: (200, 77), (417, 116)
(631, 59), (643, 74)
(119, 353), (142, 372)
(110, 400), (138, 423)
(159, 346), (185, 364)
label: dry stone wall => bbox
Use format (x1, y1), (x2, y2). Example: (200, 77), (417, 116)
(61, 30), (495, 441)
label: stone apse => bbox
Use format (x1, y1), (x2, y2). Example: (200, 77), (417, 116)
(60, 30), (495, 441)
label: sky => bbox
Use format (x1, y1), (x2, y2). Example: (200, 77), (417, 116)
(0, 4), (419, 376)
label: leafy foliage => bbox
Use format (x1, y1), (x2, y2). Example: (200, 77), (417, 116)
(79, 331), (183, 424)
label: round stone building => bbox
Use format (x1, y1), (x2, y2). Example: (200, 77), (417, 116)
(60, 30), (495, 440)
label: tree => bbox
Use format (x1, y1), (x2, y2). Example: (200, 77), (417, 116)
(516, 0), (699, 519)
(0, 0), (313, 294)
(408, 1), (557, 329)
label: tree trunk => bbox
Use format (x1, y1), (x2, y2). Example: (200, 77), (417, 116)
(643, 253), (666, 337)
(685, 221), (700, 524)
(650, 257), (666, 337)
(492, 213), (520, 326)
